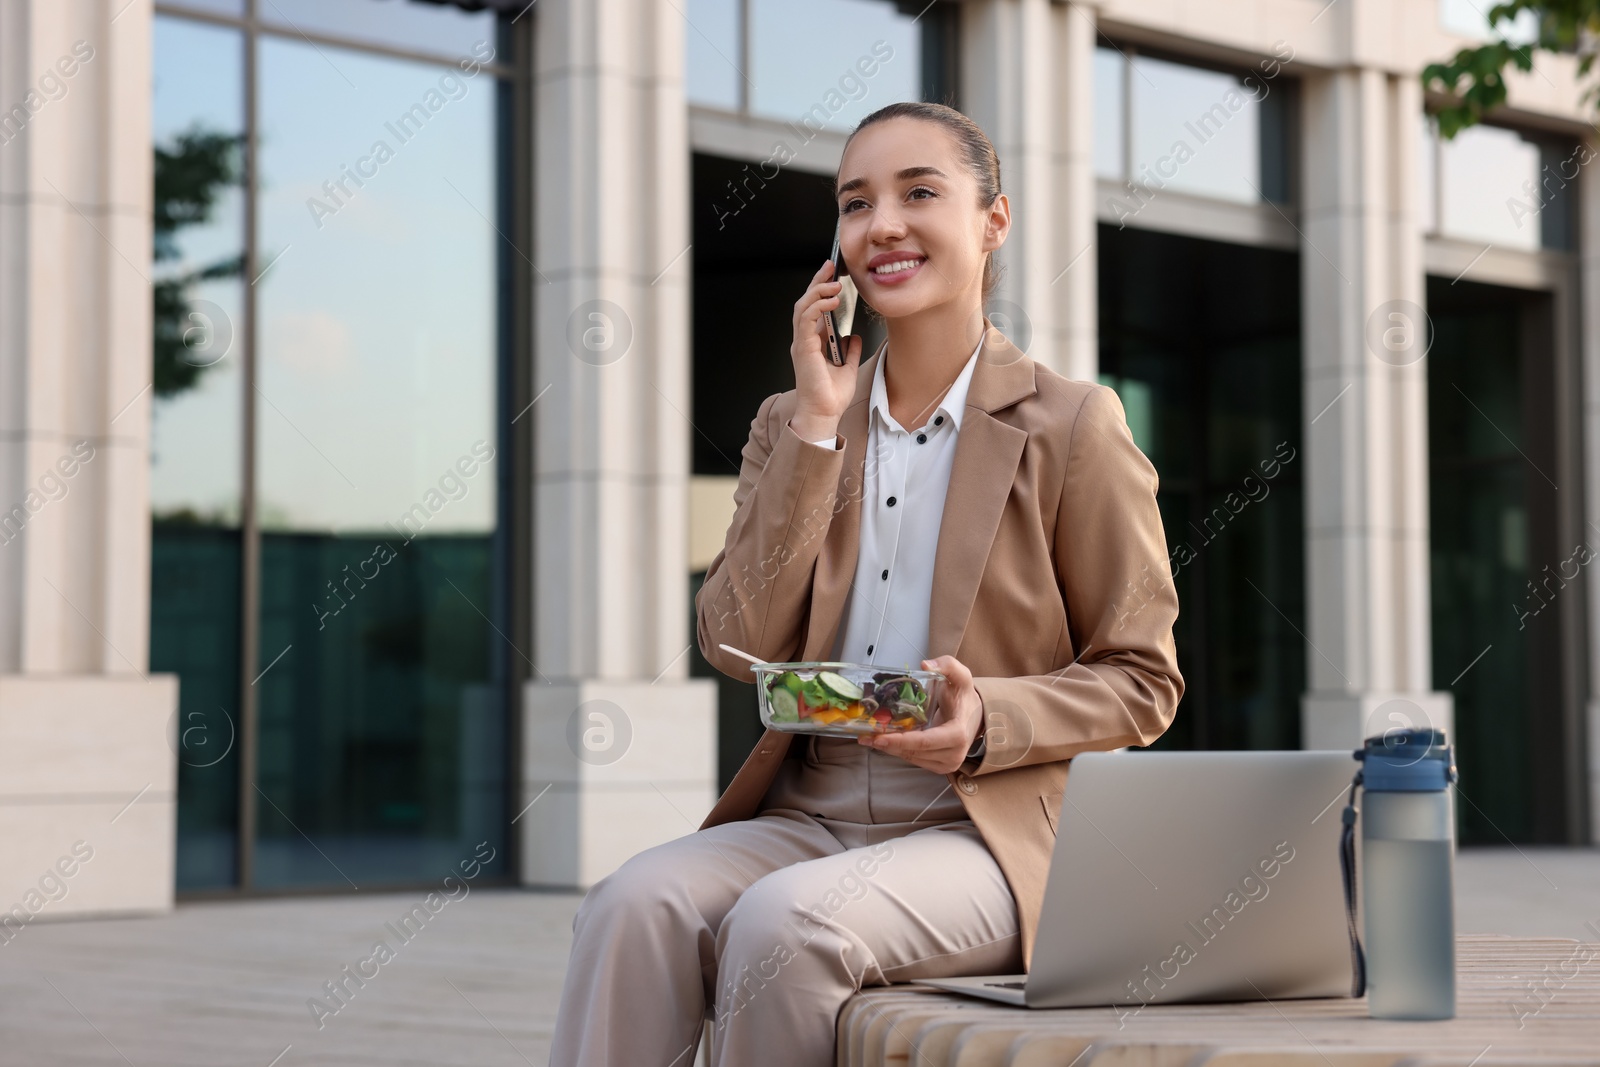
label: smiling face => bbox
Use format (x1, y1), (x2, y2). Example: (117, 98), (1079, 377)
(834, 115), (1007, 319)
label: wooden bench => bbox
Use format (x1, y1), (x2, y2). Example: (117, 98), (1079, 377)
(835, 935), (1600, 1067)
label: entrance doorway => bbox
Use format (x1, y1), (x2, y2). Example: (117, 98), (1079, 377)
(1097, 223), (1305, 752)
(1426, 275), (1587, 844)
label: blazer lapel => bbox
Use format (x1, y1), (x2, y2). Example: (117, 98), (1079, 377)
(927, 327), (1036, 657)
(804, 322), (1037, 663)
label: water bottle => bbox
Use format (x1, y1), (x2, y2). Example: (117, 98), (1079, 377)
(1352, 727), (1458, 1019)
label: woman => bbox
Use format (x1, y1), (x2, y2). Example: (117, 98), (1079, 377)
(548, 101), (1183, 1067)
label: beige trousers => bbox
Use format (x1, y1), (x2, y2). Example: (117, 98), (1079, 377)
(547, 735), (1024, 1067)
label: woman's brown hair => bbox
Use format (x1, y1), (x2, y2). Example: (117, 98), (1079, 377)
(836, 101), (1005, 305)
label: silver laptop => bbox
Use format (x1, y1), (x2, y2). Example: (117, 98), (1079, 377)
(921, 750), (1359, 1011)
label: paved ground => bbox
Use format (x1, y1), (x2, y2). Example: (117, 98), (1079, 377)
(1, 847), (1596, 1067)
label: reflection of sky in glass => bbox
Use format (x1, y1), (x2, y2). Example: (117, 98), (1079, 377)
(749, 0), (920, 130)
(261, 0), (497, 59)
(1437, 123), (1541, 250)
(1130, 55), (1261, 204)
(151, 16), (245, 523)
(1094, 46), (1125, 181)
(686, 0), (741, 110)
(257, 38), (497, 533)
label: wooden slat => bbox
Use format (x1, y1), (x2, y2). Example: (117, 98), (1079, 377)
(1009, 1038), (1204, 1067)
(947, 1020), (1100, 1067)
(1191, 1053), (1452, 1067)
(838, 936), (1600, 1067)
(1395, 1060), (1600, 1067)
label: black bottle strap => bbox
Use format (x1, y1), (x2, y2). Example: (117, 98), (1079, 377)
(1339, 769), (1367, 998)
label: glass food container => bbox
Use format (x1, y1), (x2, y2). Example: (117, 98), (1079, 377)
(751, 661), (946, 738)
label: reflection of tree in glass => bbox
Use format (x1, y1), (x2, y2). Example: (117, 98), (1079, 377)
(153, 126), (243, 398)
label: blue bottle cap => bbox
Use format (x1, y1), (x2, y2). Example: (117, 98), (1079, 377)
(1355, 727), (1456, 791)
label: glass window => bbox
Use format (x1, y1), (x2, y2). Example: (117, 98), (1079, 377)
(253, 35), (504, 888)
(152, 18), (247, 529)
(1098, 45), (1292, 207)
(255, 42), (497, 535)
(260, 0), (500, 60)
(691, 0), (945, 124)
(157, 0), (245, 14)
(1428, 119), (1578, 251)
(151, 5), (514, 895)
(1094, 46), (1125, 181)
(749, 0), (921, 130)
(1438, 122), (1540, 249)
(152, 15), (248, 892)
(1438, 0), (1539, 42)
(1130, 54), (1262, 204)
(686, 0), (741, 111)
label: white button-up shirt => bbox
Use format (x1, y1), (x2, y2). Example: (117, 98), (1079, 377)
(804, 335), (984, 670)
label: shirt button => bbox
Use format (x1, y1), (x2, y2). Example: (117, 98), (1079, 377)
(867, 644), (874, 655)
(886, 496), (897, 506)
(935, 415), (944, 425)
(917, 433), (927, 444)
(957, 773), (977, 794)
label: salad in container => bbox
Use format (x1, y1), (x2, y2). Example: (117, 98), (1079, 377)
(752, 661), (945, 738)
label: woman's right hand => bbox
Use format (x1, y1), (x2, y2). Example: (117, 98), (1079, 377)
(789, 258), (862, 440)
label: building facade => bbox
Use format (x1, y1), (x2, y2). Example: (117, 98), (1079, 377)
(0, 0), (1594, 917)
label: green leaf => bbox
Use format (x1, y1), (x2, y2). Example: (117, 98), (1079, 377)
(1419, 0), (1600, 138)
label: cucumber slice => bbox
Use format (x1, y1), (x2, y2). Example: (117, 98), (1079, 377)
(815, 671), (864, 701)
(769, 688), (800, 723)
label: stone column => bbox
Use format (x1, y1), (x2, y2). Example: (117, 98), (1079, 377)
(1298, 66), (1454, 749)
(0, 0), (177, 918)
(520, 0), (718, 887)
(1056, 0), (1099, 383)
(959, 0), (1095, 381)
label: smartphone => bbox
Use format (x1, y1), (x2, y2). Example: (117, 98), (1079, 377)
(822, 218), (859, 367)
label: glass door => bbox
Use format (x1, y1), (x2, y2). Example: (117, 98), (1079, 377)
(150, 0), (518, 892)
(151, 15), (248, 890)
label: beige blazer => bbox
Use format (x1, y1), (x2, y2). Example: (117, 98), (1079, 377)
(694, 322), (1184, 969)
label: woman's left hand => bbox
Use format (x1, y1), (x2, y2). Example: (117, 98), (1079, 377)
(857, 654), (982, 775)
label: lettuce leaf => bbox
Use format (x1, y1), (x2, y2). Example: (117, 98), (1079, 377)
(800, 676), (842, 709)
